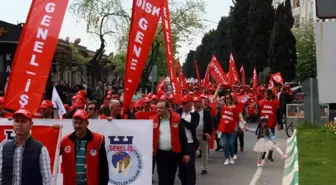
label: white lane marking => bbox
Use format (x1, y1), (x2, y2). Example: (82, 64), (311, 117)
(249, 167), (263, 185)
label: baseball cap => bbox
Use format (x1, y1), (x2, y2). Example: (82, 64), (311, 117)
(77, 90), (87, 97)
(13, 109), (33, 120)
(142, 97), (151, 103)
(73, 95), (86, 108)
(193, 97), (202, 102)
(73, 109), (88, 120)
(181, 95), (193, 104)
(39, 100), (53, 109)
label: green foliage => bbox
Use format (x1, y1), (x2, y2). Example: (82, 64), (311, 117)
(247, 0), (274, 77)
(268, 0), (297, 82)
(292, 23), (316, 82)
(69, 44), (92, 64)
(109, 51), (126, 75)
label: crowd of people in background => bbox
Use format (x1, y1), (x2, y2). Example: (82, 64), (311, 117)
(0, 80), (296, 185)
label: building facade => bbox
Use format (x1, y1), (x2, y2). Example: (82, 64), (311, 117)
(273, 0), (317, 26)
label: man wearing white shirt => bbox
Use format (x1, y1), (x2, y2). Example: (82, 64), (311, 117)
(177, 95), (200, 185)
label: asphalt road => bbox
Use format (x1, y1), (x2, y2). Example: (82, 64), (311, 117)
(153, 123), (288, 185)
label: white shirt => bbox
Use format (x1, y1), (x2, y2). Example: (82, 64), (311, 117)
(181, 111), (194, 144)
(158, 116), (172, 151)
(196, 109), (204, 137)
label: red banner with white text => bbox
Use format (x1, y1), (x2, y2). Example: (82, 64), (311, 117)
(194, 61), (202, 87)
(0, 125), (59, 173)
(253, 66), (258, 89)
(177, 61), (188, 90)
(240, 65), (245, 85)
(228, 52), (240, 85)
(4, 0), (68, 113)
(208, 55), (230, 86)
(161, 0), (182, 104)
(122, 0), (165, 116)
(203, 65), (210, 88)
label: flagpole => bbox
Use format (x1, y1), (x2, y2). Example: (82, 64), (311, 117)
(52, 125), (62, 185)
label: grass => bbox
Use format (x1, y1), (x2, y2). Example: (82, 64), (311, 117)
(297, 122), (336, 185)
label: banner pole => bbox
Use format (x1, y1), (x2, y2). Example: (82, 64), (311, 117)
(52, 126), (62, 185)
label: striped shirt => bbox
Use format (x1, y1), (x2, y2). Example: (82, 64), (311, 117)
(75, 139), (87, 185)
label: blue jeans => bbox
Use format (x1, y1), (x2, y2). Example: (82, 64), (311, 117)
(221, 132), (237, 158)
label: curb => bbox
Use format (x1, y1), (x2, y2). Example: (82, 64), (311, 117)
(282, 129), (299, 185)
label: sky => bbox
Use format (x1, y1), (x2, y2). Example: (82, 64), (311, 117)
(0, 0), (232, 63)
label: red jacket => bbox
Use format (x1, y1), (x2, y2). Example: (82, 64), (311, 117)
(135, 111), (156, 119)
(152, 112), (182, 154)
(61, 130), (106, 185)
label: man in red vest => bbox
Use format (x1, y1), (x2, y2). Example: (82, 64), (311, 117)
(152, 100), (190, 185)
(259, 89), (280, 162)
(60, 109), (108, 185)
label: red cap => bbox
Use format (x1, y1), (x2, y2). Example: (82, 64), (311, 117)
(107, 90), (112, 95)
(134, 101), (142, 107)
(77, 90), (87, 97)
(105, 95), (111, 100)
(193, 97), (202, 102)
(188, 92), (194, 96)
(39, 100), (53, 109)
(181, 95), (193, 103)
(159, 95), (167, 101)
(168, 94), (173, 100)
(147, 93), (153, 98)
(200, 94), (208, 99)
(13, 109), (33, 120)
(73, 109), (88, 120)
(64, 104), (71, 111)
(72, 95), (78, 101)
(151, 95), (158, 100)
(73, 95), (86, 108)
(142, 97), (151, 103)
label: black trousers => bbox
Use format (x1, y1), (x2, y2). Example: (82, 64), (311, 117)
(152, 155), (156, 174)
(156, 149), (180, 185)
(234, 129), (244, 154)
(178, 143), (196, 185)
(262, 127), (275, 159)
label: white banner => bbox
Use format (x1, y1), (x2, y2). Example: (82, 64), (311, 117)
(0, 119), (153, 185)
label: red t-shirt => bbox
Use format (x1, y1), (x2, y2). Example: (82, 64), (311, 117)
(218, 106), (239, 134)
(259, 99), (279, 128)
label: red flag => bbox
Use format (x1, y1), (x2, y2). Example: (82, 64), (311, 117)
(268, 77), (274, 89)
(240, 65), (245, 85)
(253, 66), (258, 89)
(156, 76), (166, 92)
(194, 61), (202, 86)
(122, 0), (165, 117)
(161, 0), (182, 104)
(177, 61), (188, 90)
(208, 55), (230, 85)
(203, 65), (211, 88)
(0, 125), (60, 173)
(271, 72), (284, 84)
(4, 0), (69, 113)
(228, 52), (240, 85)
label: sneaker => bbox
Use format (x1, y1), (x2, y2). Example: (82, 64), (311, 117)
(229, 158), (235, 164)
(268, 157), (274, 162)
(257, 161), (263, 167)
(240, 148), (244, 152)
(233, 154), (238, 160)
(224, 159), (229, 166)
(282, 154), (288, 159)
(201, 170), (207, 174)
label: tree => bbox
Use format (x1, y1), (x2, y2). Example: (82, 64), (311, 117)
(114, 0), (206, 88)
(268, 0), (297, 81)
(247, 0), (274, 78)
(292, 23), (316, 81)
(227, 0), (251, 75)
(183, 50), (196, 78)
(70, 0), (129, 85)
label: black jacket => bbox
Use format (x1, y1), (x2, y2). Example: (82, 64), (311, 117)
(176, 108), (200, 148)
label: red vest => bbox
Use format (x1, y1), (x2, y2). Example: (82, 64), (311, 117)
(259, 99), (279, 128)
(61, 132), (104, 185)
(152, 112), (181, 154)
(218, 106), (239, 134)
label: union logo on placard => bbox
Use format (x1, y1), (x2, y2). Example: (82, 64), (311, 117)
(107, 136), (142, 185)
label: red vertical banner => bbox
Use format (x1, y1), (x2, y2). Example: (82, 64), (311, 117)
(122, 0), (165, 116)
(240, 65), (245, 85)
(229, 52), (240, 85)
(203, 65), (210, 88)
(161, 0), (182, 104)
(156, 76), (166, 92)
(177, 61), (188, 90)
(4, 0), (69, 113)
(208, 55), (230, 85)
(194, 60), (202, 87)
